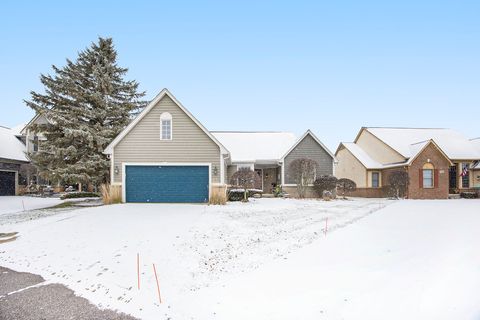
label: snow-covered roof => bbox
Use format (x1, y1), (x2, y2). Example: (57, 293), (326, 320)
(212, 131), (297, 163)
(0, 126), (28, 162)
(340, 142), (383, 169)
(470, 138), (480, 152)
(340, 139), (452, 169)
(10, 123), (26, 136)
(364, 127), (480, 160)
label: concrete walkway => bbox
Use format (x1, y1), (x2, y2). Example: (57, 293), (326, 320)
(0, 266), (137, 320)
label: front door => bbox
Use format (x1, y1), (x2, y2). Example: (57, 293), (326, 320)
(254, 169), (263, 190)
(449, 165), (457, 190)
(262, 168), (278, 194)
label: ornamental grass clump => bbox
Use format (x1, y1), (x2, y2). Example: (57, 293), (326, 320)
(101, 183), (122, 204)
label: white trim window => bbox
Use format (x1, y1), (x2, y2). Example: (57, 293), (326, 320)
(160, 112), (172, 140)
(372, 172), (380, 188)
(423, 163), (434, 188)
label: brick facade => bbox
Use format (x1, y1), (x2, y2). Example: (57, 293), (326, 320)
(342, 144), (451, 199)
(406, 143), (450, 199)
(344, 187), (384, 198)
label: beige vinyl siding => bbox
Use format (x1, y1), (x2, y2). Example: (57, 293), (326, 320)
(356, 129), (405, 164)
(335, 147), (368, 188)
(113, 95), (221, 183)
(284, 134), (334, 184)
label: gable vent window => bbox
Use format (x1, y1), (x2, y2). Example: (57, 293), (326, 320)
(160, 112), (172, 140)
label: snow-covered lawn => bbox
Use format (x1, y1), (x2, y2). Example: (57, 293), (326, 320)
(1, 198), (479, 320)
(0, 196), (62, 215)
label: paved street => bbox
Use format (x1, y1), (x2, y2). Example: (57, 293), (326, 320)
(0, 266), (137, 320)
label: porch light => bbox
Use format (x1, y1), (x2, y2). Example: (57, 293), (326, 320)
(212, 166), (218, 176)
(114, 166), (119, 175)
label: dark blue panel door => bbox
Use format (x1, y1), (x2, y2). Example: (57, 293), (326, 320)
(125, 165), (209, 203)
(0, 171), (15, 196)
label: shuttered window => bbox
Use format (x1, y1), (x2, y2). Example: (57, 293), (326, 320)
(423, 169), (433, 188)
(421, 163), (435, 188)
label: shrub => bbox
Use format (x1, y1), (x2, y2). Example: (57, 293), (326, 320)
(336, 178), (356, 199)
(60, 192), (100, 200)
(289, 158), (318, 198)
(100, 184), (122, 204)
(230, 168), (262, 202)
(273, 185), (283, 197)
(228, 189), (244, 201)
(209, 188), (227, 205)
(314, 175), (338, 197)
(387, 170), (409, 199)
(227, 188), (262, 201)
(322, 190), (334, 201)
(460, 192), (478, 199)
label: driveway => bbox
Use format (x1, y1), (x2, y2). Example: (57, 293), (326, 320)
(0, 266), (137, 320)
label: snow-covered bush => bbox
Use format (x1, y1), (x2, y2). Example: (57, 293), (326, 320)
(314, 175), (338, 197)
(227, 189), (262, 201)
(60, 192), (100, 200)
(336, 178), (356, 199)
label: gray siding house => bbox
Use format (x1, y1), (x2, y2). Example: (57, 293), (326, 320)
(0, 126), (29, 196)
(104, 89), (335, 202)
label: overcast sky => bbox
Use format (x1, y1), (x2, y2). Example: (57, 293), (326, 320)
(1, 1), (479, 150)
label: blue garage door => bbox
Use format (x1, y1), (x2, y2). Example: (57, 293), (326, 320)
(125, 165), (209, 203)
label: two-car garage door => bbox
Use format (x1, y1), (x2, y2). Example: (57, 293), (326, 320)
(125, 165), (209, 203)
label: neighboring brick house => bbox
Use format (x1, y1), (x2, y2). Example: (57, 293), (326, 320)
(335, 127), (480, 199)
(104, 89), (335, 203)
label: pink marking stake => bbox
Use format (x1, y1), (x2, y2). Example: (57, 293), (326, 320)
(153, 263), (162, 304)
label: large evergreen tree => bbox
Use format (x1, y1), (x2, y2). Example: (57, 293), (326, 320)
(25, 37), (146, 187)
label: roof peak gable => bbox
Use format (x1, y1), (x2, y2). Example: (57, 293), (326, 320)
(281, 129), (336, 162)
(104, 88), (228, 155)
